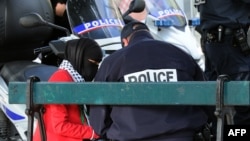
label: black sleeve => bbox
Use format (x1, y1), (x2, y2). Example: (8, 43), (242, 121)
(89, 105), (112, 138)
(89, 57), (113, 138)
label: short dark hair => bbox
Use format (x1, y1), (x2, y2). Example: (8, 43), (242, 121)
(120, 21), (149, 40)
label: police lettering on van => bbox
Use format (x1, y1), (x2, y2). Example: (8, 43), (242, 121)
(124, 69), (177, 82)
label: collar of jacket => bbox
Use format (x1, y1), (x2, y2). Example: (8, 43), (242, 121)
(128, 31), (154, 47)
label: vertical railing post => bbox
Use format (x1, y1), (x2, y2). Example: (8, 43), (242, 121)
(214, 75), (230, 141)
(25, 76), (47, 141)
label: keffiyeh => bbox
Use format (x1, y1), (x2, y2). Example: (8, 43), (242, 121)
(59, 60), (85, 82)
(59, 60), (91, 125)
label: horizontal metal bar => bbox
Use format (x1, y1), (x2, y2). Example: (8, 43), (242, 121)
(8, 81), (250, 105)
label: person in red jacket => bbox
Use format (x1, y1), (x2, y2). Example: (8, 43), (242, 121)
(33, 38), (103, 141)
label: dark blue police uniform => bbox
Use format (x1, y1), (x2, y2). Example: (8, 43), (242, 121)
(196, 0), (250, 125)
(89, 30), (208, 141)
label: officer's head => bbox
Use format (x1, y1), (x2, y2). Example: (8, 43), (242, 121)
(120, 21), (149, 47)
(64, 38), (103, 81)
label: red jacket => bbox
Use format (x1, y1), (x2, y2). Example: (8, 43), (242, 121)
(33, 69), (98, 141)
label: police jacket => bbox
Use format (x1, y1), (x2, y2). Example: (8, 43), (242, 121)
(197, 0), (250, 30)
(89, 31), (208, 141)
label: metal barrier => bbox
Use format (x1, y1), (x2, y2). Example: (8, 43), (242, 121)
(8, 75), (250, 141)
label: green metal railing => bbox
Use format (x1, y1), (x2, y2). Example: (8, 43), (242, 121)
(8, 81), (250, 105)
(8, 75), (250, 141)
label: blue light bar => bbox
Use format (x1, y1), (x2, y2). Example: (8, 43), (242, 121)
(188, 18), (200, 26)
(154, 20), (173, 27)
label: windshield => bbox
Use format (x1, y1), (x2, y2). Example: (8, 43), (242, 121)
(66, 0), (124, 39)
(145, 0), (187, 27)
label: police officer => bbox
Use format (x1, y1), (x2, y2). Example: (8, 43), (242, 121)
(195, 0), (250, 126)
(50, 0), (70, 38)
(89, 21), (209, 141)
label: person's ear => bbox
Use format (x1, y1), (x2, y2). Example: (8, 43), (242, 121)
(122, 38), (129, 48)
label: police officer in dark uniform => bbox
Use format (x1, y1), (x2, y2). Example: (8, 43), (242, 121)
(89, 21), (209, 141)
(195, 0), (250, 125)
(50, 0), (70, 38)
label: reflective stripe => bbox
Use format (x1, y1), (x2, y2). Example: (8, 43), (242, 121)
(3, 105), (25, 120)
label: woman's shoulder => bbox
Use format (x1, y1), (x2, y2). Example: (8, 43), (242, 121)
(49, 69), (74, 82)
